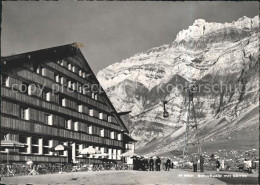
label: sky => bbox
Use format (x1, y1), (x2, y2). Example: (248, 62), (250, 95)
(1, 1), (258, 74)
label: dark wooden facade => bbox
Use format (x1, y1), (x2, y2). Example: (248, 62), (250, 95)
(0, 43), (128, 164)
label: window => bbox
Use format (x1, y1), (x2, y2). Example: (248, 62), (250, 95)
(1, 74), (9, 87)
(99, 113), (103, 120)
(78, 105), (83, 113)
(68, 80), (72, 89)
(42, 91), (51, 101)
(32, 138), (38, 145)
(21, 107), (29, 120)
(44, 113), (53, 125)
(79, 70), (82, 77)
(113, 149), (117, 160)
(100, 129), (104, 137)
(18, 135), (27, 153)
(89, 109), (94, 117)
(61, 60), (65, 66)
(32, 146), (39, 154)
(36, 66), (45, 76)
(95, 94), (98, 100)
(43, 139), (50, 155)
(61, 98), (66, 107)
(82, 72), (86, 78)
(57, 60), (62, 65)
(55, 74), (60, 83)
(76, 144), (80, 157)
(65, 120), (73, 130)
(32, 137), (39, 154)
(65, 119), (69, 129)
(110, 131), (115, 139)
(74, 122), (79, 131)
(117, 133), (122, 141)
(104, 129), (110, 138)
(108, 148), (112, 159)
(88, 125), (93, 134)
(72, 83), (76, 91)
(108, 116), (112, 123)
(36, 66), (42, 75)
(72, 66), (76, 72)
(19, 135), (27, 144)
(91, 93), (95, 99)
(41, 68), (46, 76)
(68, 63), (72, 71)
(33, 63), (38, 73)
(60, 76), (65, 85)
(55, 74), (64, 85)
(117, 149), (122, 160)
(42, 91), (47, 100)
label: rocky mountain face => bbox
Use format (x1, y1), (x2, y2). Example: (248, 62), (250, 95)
(97, 16), (259, 156)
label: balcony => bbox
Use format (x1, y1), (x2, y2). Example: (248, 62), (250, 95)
(2, 87), (121, 131)
(1, 116), (123, 148)
(16, 69), (109, 112)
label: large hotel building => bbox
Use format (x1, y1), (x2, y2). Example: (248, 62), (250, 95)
(0, 43), (133, 164)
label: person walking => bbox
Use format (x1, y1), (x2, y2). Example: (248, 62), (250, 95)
(149, 157), (154, 171)
(200, 155), (204, 172)
(193, 156), (198, 172)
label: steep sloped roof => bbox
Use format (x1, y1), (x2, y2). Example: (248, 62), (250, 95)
(1, 43), (129, 133)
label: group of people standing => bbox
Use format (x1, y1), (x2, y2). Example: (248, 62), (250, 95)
(133, 156), (172, 171)
(192, 155), (204, 172)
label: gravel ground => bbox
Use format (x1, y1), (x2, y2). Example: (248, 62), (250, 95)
(1, 169), (258, 185)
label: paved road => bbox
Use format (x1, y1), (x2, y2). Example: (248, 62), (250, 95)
(1, 169), (258, 184)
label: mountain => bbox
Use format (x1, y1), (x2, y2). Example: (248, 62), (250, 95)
(97, 16), (259, 156)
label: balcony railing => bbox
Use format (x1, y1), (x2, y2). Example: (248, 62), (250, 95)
(2, 87), (121, 131)
(16, 69), (109, 113)
(2, 116), (123, 148)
